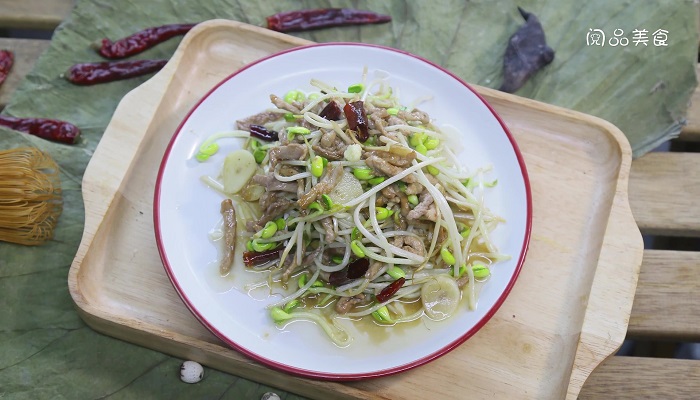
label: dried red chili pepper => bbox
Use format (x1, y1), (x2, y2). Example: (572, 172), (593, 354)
(347, 258), (370, 279)
(0, 115), (80, 144)
(94, 23), (196, 59)
(376, 277), (405, 303)
(319, 101), (342, 121)
(0, 50), (14, 87)
(343, 101), (369, 142)
(243, 248), (282, 268)
(249, 124), (278, 142)
(64, 59), (168, 85)
(266, 8), (391, 32)
(329, 258), (369, 286)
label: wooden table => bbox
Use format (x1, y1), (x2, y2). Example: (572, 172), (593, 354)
(2, 1), (698, 398)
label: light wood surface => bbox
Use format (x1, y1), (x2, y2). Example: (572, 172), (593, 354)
(627, 250), (700, 340)
(0, 0), (73, 30)
(1, 6), (698, 398)
(0, 38), (49, 108)
(67, 20), (642, 400)
(628, 152), (700, 236)
(579, 356), (700, 399)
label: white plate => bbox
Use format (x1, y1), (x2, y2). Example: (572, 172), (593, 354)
(154, 43), (531, 380)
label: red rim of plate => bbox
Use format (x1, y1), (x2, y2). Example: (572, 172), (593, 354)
(154, 42), (532, 381)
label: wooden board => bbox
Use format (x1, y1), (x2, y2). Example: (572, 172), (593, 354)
(628, 152), (700, 236)
(627, 249), (700, 340)
(68, 20), (643, 400)
(0, 0), (73, 30)
(579, 356), (700, 399)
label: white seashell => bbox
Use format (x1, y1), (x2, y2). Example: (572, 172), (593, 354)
(180, 361), (204, 384)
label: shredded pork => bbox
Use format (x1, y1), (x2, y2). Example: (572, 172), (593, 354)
(268, 143), (307, 167)
(364, 155), (417, 183)
(297, 164), (344, 209)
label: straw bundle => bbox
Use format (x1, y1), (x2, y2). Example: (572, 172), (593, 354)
(0, 147), (62, 245)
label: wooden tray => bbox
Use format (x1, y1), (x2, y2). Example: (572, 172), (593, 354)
(68, 20), (643, 399)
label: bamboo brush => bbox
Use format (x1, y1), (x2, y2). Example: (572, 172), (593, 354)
(0, 147), (62, 245)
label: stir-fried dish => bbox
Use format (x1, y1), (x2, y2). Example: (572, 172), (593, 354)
(196, 70), (507, 346)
